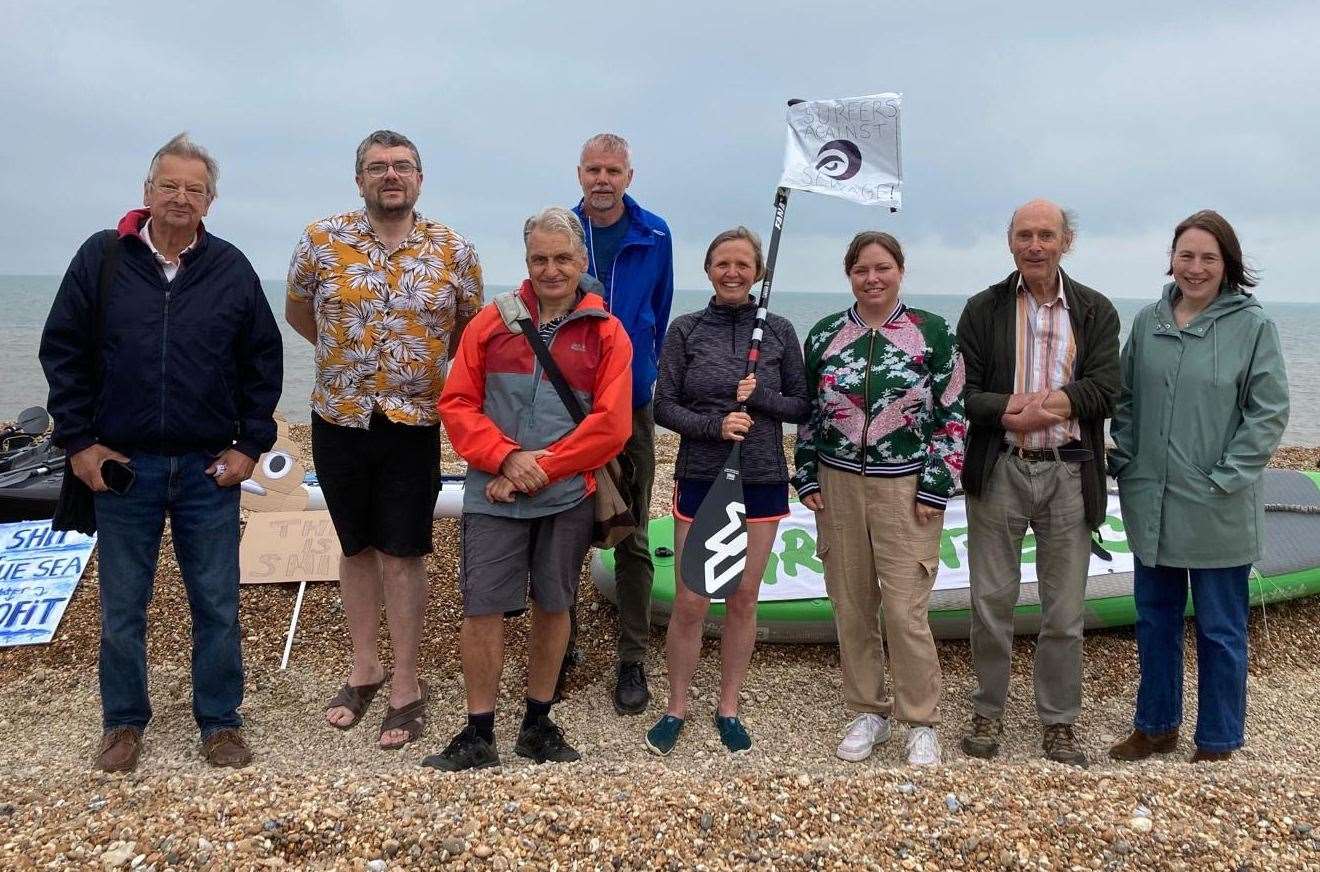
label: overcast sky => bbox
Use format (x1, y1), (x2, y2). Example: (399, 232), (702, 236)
(3, 1), (1317, 301)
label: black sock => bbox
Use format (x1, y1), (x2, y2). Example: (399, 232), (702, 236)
(522, 696), (552, 729)
(467, 711), (495, 742)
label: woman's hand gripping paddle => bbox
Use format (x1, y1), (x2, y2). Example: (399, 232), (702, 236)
(680, 185), (791, 599)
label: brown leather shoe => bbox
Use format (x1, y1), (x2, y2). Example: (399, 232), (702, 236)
(96, 726), (143, 773)
(201, 728), (253, 768)
(1190, 747), (1233, 763)
(1109, 728), (1179, 761)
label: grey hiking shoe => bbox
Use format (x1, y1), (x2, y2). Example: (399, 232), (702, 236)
(1042, 723), (1088, 768)
(960, 713), (1003, 759)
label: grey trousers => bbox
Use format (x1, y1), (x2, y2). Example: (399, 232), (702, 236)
(966, 454), (1091, 724)
(566, 403), (656, 665)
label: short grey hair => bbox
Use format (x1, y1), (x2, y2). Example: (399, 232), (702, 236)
(579, 133), (631, 166)
(355, 129), (423, 175)
(146, 132), (219, 197)
(523, 207), (587, 255)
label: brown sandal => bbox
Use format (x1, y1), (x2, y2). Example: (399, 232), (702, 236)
(325, 677), (387, 730)
(379, 680), (429, 751)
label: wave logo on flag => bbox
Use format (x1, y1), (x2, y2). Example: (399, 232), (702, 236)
(780, 93), (902, 209)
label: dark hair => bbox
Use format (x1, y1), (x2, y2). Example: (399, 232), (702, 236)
(703, 226), (764, 280)
(355, 130), (422, 175)
(1168, 209), (1258, 290)
(844, 231), (904, 274)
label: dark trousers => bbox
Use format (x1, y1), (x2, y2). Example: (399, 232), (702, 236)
(1133, 558), (1251, 752)
(567, 403), (656, 664)
(94, 452), (243, 737)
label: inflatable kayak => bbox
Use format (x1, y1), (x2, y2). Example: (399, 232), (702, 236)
(592, 469), (1320, 643)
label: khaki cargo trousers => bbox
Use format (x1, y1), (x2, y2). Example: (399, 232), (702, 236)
(816, 465), (944, 725)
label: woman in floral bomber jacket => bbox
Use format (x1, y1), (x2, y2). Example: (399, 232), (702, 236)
(794, 231), (966, 767)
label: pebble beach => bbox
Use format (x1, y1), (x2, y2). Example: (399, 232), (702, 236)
(2, 431), (1319, 870)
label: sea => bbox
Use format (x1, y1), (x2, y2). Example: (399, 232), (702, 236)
(3, 277), (1318, 445)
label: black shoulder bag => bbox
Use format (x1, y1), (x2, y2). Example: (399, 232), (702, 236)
(52, 233), (121, 534)
(515, 311), (636, 549)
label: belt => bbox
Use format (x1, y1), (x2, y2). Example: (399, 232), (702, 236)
(1001, 442), (1093, 463)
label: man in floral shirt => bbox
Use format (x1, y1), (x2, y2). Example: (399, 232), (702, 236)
(286, 130), (483, 749)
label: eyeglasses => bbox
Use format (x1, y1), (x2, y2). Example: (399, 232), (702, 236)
(150, 181), (210, 201)
(362, 161), (419, 178)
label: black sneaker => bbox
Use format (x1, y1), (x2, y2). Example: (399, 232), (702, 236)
(514, 715), (581, 764)
(421, 726), (500, 772)
(614, 661), (650, 715)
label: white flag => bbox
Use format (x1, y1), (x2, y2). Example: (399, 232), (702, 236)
(779, 93), (903, 209)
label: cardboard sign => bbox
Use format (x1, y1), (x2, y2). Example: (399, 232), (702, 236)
(239, 511), (341, 584)
(0, 520), (96, 646)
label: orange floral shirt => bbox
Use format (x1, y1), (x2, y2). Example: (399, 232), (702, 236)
(287, 210), (483, 428)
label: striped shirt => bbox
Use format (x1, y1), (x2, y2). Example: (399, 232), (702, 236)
(1010, 272), (1079, 448)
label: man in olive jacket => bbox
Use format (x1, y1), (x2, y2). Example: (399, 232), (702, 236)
(955, 199), (1119, 767)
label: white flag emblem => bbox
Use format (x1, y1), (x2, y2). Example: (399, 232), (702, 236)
(779, 93), (902, 209)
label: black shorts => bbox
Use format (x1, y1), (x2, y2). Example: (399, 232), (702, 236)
(310, 412), (439, 557)
(673, 477), (789, 523)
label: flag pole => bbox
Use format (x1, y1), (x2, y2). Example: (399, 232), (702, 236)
(679, 101), (802, 600)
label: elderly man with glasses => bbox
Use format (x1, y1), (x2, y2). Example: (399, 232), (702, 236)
(40, 132), (283, 772)
(286, 129), (484, 750)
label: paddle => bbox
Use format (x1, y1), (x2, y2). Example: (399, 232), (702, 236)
(0, 447), (64, 489)
(679, 184), (793, 599)
(0, 407), (50, 443)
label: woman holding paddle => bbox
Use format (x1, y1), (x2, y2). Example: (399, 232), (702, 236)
(794, 231), (965, 766)
(645, 226), (810, 756)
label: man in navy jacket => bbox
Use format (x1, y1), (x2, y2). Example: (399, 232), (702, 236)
(39, 133), (282, 773)
(569, 133), (674, 714)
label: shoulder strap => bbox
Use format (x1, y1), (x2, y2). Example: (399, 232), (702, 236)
(94, 232), (121, 381)
(518, 317), (588, 425)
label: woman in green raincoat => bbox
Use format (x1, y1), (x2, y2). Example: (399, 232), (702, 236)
(1107, 210), (1289, 764)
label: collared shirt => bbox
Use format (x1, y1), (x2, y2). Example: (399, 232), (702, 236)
(1010, 271), (1079, 448)
(141, 219), (197, 282)
(287, 209), (484, 428)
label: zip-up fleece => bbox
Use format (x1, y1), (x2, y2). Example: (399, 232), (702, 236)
(573, 194), (673, 408)
(39, 209), (283, 460)
(439, 280), (633, 519)
(793, 303), (967, 509)
(654, 299), (810, 483)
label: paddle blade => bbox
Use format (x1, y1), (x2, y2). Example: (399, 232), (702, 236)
(679, 443), (748, 600)
(16, 407), (49, 436)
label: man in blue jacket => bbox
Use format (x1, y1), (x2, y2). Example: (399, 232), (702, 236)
(39, 133), (283, 773)
(568, 133), (674, 714)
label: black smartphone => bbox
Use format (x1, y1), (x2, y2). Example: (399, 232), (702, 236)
(101, 458), (136, 495)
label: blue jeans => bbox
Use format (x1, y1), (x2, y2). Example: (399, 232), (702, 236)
(1132, 557), (1250, 752)
(94, 452), (243, 737)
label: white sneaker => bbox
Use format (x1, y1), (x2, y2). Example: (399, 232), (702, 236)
(836, 713), (892, 762)
(906, 726), (942, 766)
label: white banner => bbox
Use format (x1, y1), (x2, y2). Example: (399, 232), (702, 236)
(779, 93), (903, 209)
(736, 495), (1134, 603)
(0, 520), (96, 646)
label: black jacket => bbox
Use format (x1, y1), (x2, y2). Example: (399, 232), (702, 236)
(654, 299), (810, 483)
(40, 215), (283, 461)
(955, 270), (1120, 529)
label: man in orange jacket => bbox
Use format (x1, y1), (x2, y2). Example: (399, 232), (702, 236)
(424, 206), (632, 771)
